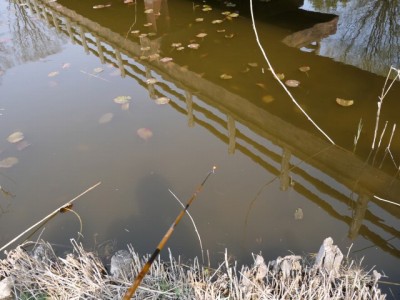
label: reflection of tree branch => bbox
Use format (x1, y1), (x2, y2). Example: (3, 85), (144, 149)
(0, 0), (66, 71)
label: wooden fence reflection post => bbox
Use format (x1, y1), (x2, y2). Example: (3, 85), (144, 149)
(51, 12), (61, 33)
(114, 49), (126, 78)
(94, 36), (105, 64)
(78, 26), (89, 54)
(227, 115), (236, 154)
(185, 91), (194, 127)
(65, 18), (76, 44)
(349, 193), (369, 239)
(280, 147), (292, 191)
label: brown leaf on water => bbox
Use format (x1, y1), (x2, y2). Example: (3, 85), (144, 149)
(336, 98), (354, 107)
(196, 33), (207, 38)
(48, 71), (59, 78)
(195, 18), (204, 22)
(299, 66), (310, 72)
(144, 8), (153, 14)
(62, 63), (71, 69)
(248, 62), (258, 68)
(212, 19), (223, 24)
(98, 113), (113, 124)
(0, 157), (18, 168)
(7, 131), (24, 144)
(285, 79), (300, 87)
(228, 12), (239, 18)
(262, 95), (275, 104)
(220, 74), (232, 80)
(113, 96), (131, 104)
(188, 43), (200, 49)
(224, 33), (235, 39)
(143, 23), (152, 27)
(256, 83), (267, 89)
(275, 73), (285, 80)
(137, 128), (153, 141)
(155, 97), (170, 105)
(160, 57), (173, 63)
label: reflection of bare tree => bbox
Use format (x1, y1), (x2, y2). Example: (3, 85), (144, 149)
(0, 0), (66, 73)
(307, 0), (399, 75)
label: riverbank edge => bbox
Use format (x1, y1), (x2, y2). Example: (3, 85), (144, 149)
(0, 237), (386, 299)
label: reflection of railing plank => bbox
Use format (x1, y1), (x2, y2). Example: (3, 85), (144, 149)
(29, 0), (400, 253)
(35, 0), (400, 201)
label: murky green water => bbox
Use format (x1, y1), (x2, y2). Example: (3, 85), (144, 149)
(1, 0), (399, 296)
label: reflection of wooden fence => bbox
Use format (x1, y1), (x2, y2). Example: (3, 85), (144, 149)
(21, 0), (400, 258)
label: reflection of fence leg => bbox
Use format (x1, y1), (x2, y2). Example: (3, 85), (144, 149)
(185, 91), (194, 128)
(32, 0), (40, 14)
(227, 115), (236, 154)
(41, 6), (50, 24)
(145, 67), (156, 99)
(51, 12), (61, 33)
(349, 194), (369, 240)
(78, 26), (89, 54)
(280, 148), (292, 191)
(94, 36), (105, 64)
(115, 49), (126, 78)
(65, 18), (76, 44)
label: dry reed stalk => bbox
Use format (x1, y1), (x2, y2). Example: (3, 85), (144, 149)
(0, 238), (387, 299)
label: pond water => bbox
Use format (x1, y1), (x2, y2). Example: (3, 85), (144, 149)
(0, 0), (399, 296)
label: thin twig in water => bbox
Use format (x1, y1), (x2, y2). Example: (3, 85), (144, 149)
(124, 0), (137, 40)
(379, 124), (397, 168)
(373, 195), (400, 207)
(249, 0), (334, 145)
(168, 188), (204, 263)
(80, 70), (110, 82)
(0, 181), (101, 252)
(353, 118), (363, 153)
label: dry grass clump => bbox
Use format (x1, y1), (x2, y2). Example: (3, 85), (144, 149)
(0, 238), (386, 299)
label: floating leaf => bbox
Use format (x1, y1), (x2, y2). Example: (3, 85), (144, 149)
(285, 79), (300, 87)
(48, 71), (59, 77)
(188, 43), (200, 49)
(137, 128), (153, 141)
(62, 63), (71, 69)
(216, 29), (226, 33)
(212, 19), (223, 24)
(144, 8), (153, 13)
(248, 62), (258, 68)
(273, 73), (284, 80)
(221, 11), (231, 16)
(160, 57), (173, 63)
(131, 30), (140, 35)
(148, 54), (160, 61)
(202, 7), (212, 11)
(98, 113), (113, 124)
(146, 78), (158, 85)
(228, 12), (239, 18)
(7, 131), (24, 144)
(148, 32), (157, 37)
(0, 157), (18, 168)
(93, 67), (103, 74)
(220, 74), (232, 80)
(196, 33), (207, 38)
(177, 47), (185, 51)
(113, 96), (131, 104)
(294, 208), (303, 220)
(93, 4), (105, 9)
(336, 98), (354, 107)
(139, 33), (148, 38)
(195, 18), (204, 22)
(143, 23), (152, 27)
(171, 42), (182, 48)
(124, 0), (133, 3)
(299, 66), (310, 72)
(140, 46), (151, 51)
(224, 33), (235, 39)
(155, 97), (170, 105)
(256, 83), (267, 89)
(262, 95), (274, 103)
